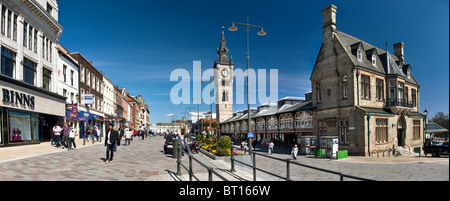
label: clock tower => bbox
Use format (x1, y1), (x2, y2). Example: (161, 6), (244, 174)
(214, 32), (234, 123)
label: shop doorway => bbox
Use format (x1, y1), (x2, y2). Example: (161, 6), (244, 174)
(39, 114), (59, 142)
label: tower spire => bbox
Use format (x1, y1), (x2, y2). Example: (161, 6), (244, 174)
(217, 32), (231, 65)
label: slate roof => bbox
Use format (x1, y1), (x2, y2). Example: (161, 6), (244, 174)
(426, 123), (449, 133)
(221, 100), (314, 123)
(335, 30), (419, 87)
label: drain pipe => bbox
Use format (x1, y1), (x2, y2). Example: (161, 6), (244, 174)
(367, 114), (371, 157)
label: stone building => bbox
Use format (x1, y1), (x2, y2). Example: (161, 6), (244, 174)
(310, 4), (425, 156)
(220, 94), (315, 154)
(214, 32), (234, 124)
(1, 0), (65, 146)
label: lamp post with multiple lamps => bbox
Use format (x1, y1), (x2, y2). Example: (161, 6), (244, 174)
(228, 16), (266, 160)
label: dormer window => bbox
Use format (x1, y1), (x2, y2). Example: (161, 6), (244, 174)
(357, 48), (362, 61)
(371, 54), (376, 65)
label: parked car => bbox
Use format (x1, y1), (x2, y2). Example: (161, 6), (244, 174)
(424, 141), (449, 157)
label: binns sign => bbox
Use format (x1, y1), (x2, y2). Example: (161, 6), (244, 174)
(1, 88), (35, 109)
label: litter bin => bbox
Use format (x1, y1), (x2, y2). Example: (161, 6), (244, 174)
(337, 150), (348, 160)
(315, 148), (325, 157)
(173, 139), (182, 159)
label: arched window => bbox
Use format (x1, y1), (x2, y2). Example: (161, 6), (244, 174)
(267, 116), (278, 130)
(241, 121), (247, 132)
(257, 118), (265, 130)
(222, 90), (228, 102)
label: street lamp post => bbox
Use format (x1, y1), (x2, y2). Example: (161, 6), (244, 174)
(228, 16), (266, 156)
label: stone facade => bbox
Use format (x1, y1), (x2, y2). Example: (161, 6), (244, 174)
(311, 4), (425, 156)
(214, 32), (234, 124)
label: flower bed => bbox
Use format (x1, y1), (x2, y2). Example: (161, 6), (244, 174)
(197, 135), (240, 157)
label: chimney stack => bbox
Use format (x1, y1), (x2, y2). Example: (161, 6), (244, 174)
(322, 4), (337, 40)
(393, 42), (405, 65)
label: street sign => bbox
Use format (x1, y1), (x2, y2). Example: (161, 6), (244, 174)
(247, 133), (254, 138)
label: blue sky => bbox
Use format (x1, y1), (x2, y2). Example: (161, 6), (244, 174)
(58, 0), (449, 123)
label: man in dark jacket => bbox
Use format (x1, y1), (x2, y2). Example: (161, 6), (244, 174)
(105, 124), (118, 164)
(163, 133), (174, 154)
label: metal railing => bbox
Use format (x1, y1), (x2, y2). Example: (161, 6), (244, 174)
(387, 99), (414, 108)
(229, 146), (376, 181)
(173, 140), (375, 181)
(174, 139), (228, 181)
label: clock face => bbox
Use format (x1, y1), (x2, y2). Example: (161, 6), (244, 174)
(221, 69), (229, 77)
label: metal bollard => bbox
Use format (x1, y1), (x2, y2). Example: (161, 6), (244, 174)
(176, 144), (182, 176)
(189, 154), (193, 181)
(230, 145), (236, 172)
(208, 167), (213, 181)
(252, 151), (256, 181)
(286, 159), (291, 181)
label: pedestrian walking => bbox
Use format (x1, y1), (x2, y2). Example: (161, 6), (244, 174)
(93, 126), (100, 142)
(86, 126), (93, 142)
(268, 141), (274, 155)
(141, 130), (145, 140)
(105, 124), (118, 164)
(124, 128), (132, 146)
(68, 124), (76, 150)
(243, 141), (248, 154)
(117, 126), (123, 146)
(52, 124), (62, 148)
(291, 144), (298, 160)
(62, 122), (70, 150)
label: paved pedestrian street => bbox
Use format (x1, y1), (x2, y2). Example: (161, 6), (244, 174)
(0, 136), (448, 181)
(0, 136), (178, 181)
(0, 136), (255, 181)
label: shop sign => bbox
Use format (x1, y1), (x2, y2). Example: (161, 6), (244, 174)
(66, 109), (79, 120)
(1, 88), (35, 108)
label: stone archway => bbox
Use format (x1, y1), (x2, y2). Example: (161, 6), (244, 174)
(397, 115), (407, 147)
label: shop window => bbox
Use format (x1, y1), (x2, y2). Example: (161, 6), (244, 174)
(32, 114), (39, 141)
(8, 110), (32, 142)
(0, 109), (3, 144)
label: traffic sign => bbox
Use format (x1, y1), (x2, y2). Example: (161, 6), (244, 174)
(248, 133), (254, 138)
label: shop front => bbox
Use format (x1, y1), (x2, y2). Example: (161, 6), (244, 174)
(78, 110), (103, 139)
(1, 76), (66, 146)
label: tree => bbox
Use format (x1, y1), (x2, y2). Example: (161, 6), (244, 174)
(203, 121), (210, 138)
(431, 112), (449, 130)
(211, 121), (219, 137)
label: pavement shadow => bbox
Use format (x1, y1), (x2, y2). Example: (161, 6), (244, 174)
(165, 169), (183, 181)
